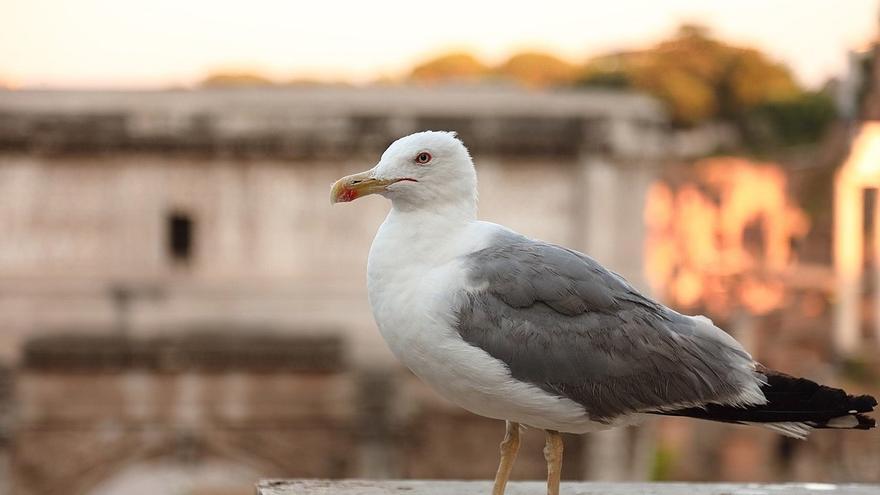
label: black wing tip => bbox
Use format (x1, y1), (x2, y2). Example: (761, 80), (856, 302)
(842, 394), (875, 430)
(811, 412), (876, 430)
(651, 372), (877, 432)
(855, 413), (876, 430)
(763, 370), (876, 411)
(851, 394), (878, 413)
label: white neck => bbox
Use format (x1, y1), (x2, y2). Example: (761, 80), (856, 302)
(390, 198), (476, 224)
(367, 203), (474, 291)
(382, 201), (474, 255)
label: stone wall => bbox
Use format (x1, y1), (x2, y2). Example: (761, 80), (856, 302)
(0, 86), (668, 494)
(9, 333), (597, 495)
(0, 87), (666, 367)
(11, 333), (353, 494)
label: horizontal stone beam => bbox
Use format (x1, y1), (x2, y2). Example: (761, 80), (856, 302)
(0, 88), (667, 158)
(256, 480), (880, 495)
(23, 333), (346, 372)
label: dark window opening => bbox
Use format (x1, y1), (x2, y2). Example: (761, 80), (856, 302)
(167, 211), (195, 265)
(863, 188), (877, 340)
(774, 436), (797, 475)
(864, 188), (877, 266)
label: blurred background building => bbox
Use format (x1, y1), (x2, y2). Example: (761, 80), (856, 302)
(1, 3), (880, 494)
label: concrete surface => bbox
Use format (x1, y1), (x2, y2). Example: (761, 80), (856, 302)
(255, 480), (880, 495)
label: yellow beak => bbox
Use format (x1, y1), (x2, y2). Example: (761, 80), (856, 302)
(330, 170), (413, 204)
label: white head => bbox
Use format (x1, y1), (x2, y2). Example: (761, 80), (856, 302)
(331, 131), (477, 214)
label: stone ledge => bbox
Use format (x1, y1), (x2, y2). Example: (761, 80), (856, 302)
(0, 88), (667, 158)
(22, 332), (344, 372)
(255, 480), (880, 495)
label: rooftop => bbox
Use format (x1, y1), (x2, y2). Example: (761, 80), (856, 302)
(0, 85), (667, 158)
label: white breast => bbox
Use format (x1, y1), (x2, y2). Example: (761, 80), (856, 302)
(366, 215), (615, 433)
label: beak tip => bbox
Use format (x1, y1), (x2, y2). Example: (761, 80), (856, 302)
(330, 169), (377, 205)
(331, 187), (357, 204)
(329, 182), (344, 205)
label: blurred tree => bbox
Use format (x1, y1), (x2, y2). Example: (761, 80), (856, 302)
(201, 71), (274, 87)
(410, 51), (579, 87)
(578, 25), (801, 126)
(744, 91), (836, 146)
(409, 52), (489, 83)
(494, 52), (577, 87)
(723, 48), (798, 116)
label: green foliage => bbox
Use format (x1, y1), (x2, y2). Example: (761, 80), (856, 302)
(856, 54), (874, 115)
(577, 70), (631, 89)
(744, 92), (836, 146)
(197, 23), (832, 149)
(650, 445), (676, 481)
(409, 51), (579, 87)
(201, 72), (274, 87)
(494, 52), (577, 87)
(840, 355), (879, 385)
(577, 24), (801, 127)
(409, 52), (489, 83)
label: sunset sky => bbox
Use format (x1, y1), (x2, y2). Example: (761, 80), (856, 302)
(1, 0), (878, 89)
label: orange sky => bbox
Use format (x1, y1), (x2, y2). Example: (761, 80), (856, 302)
(1, 0), (877, 89)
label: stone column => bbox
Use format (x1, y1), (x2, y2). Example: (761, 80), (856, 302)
(355, 368), (398, 479)
(0, 365), (11, 495)
(575, 155), (654, 286)
(576, 155), (624, 481)
(574, 149), (659, 481)
(585, 429), (629, 481)
(833, 175), (863, 356)
(577, 156), (618, 264)
(874, 192), (880, 347)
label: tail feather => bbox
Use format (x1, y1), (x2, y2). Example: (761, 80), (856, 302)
(752, 421), (814, 439)
(653, 370), (876, 438)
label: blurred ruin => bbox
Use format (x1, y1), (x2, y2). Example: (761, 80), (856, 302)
(0, 23), (879, 495)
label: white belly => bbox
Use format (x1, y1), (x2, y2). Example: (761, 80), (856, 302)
(365, 215), (630, 433)
(368, 260), (614, 434)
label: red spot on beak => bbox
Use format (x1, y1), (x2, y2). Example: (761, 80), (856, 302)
(338, 187), (359, 202)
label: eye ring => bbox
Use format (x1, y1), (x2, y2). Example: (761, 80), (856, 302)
(415, 152), (432, 164)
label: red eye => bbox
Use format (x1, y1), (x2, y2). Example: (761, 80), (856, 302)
(415, 152), (432, 164)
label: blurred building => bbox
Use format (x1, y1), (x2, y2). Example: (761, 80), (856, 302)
(3, 78), (880, 494)
(0, 86), (668, 494)
(833, 35), (880, 355)
(1, 81), (879, 493)
(0, 86), (665, 363)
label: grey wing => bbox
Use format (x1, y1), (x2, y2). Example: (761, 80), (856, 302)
(455, 230), (764, 422)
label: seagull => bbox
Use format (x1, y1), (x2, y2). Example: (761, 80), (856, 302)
(331, 131), (876, 495)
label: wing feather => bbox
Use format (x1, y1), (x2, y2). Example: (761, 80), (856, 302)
(455, 229), (765, 422)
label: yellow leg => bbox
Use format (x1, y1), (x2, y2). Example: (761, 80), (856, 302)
(544, 430), (563, 495)
(492, 421), (521, 495)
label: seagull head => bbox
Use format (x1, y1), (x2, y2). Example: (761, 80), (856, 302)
(331, 131), (476, 211)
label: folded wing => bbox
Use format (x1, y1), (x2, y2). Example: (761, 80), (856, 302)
(454, 229), (765, 422)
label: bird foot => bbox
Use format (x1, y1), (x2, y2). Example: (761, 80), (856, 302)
(544, 430), (563, 495)
(492, 421), (521, 495)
